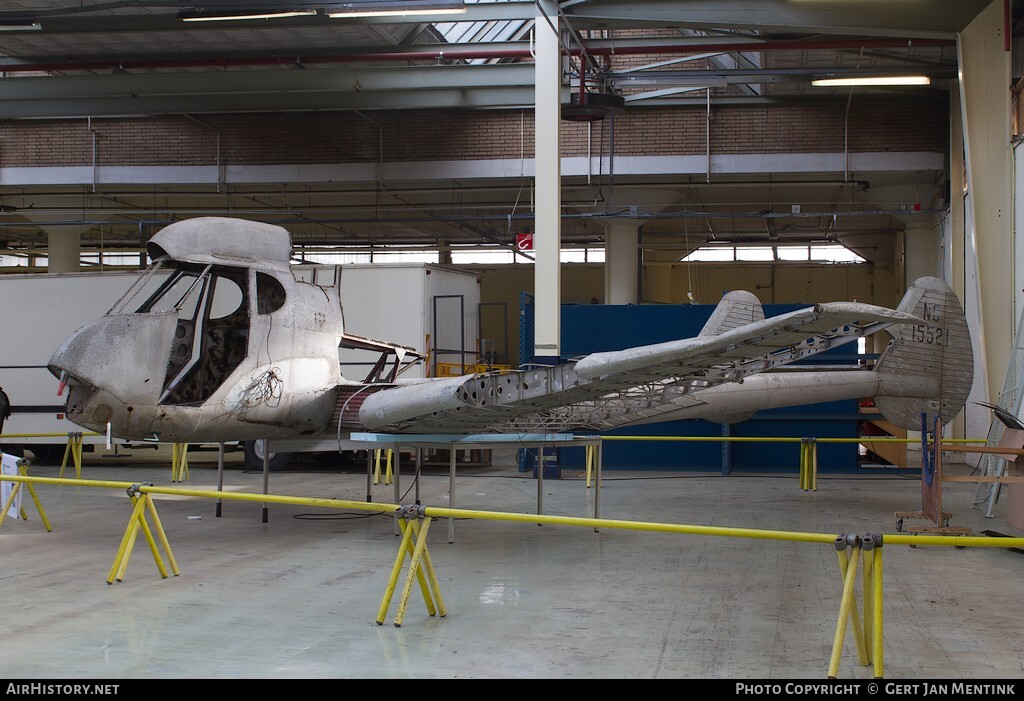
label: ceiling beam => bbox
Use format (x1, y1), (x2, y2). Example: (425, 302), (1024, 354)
(562, 0), (992, 37)
(0, 1), (536, 34)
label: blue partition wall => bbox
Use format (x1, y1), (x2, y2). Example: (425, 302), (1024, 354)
(549, 301), (863, 472)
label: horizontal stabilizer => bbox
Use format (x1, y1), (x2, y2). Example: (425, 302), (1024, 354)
(574, 301), (921, 383)
(359, 298), (923, 434)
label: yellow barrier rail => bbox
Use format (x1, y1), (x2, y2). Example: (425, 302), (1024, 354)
(602, 435), (805, 443)
(599, 434), (991, 493)
(0, 432), (103, 438)
(1, 431), (105, 479)
(4, 471), (1024, 678)
(1, 432), (221, 483)
(599, 435), (989, 445)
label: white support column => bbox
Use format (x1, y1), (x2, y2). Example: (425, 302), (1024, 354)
(604, 220), (640, 305)
(47, 229), (81, 273)
(533, 0), (561, 362)
(438, 239), (452, 265)
(949, 82), (980, 445)
(958, 1), (1013, 404)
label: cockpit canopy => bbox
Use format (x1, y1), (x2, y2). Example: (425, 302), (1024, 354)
(146, 217), (292, 267)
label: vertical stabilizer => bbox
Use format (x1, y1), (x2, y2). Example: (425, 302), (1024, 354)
(699, 290), (765, 336)
(873, 277), (973, 430)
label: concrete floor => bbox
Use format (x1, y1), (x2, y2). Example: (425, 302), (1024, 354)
(2, 446), (1024, 680)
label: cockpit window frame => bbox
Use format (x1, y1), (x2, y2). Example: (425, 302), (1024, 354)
(256, 271), (286, 315)
(106, 260), (168, 315)
(133, 264), (213, 315)
(156, 263), (251, 407)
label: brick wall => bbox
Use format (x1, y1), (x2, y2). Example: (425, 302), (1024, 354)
(0, 99), (947, 168)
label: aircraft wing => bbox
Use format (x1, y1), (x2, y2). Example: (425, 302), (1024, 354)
(356, 300), (921, 434)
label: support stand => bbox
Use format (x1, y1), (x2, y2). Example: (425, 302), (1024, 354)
(800, 437), (818, 491)
(376, 504), (446, 627)
(58, 432), (84, 479)
(894, 414), (970, 535)
(828, 533), (885, 679)
(107, 483), (179, 584)
(171, 443), (189, 482)
(373, 448), (394, 485)
(0, 460), (52, 531)
(584, 442), (603, 493)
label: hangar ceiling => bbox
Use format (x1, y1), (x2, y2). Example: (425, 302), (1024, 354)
(0, 0), (1004, 267)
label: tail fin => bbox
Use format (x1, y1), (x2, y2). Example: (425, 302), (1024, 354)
(873, 276), (974, 430)
(699, 290), (764, 336)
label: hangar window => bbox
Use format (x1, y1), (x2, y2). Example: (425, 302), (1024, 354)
(292, 245), (605, 265)
(450, 248), (605, 264)
(680, 244), (865, 263)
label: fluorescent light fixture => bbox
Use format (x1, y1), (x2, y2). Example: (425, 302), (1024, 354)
(327, 2), (466, 18)
(811, 76), (931, 87)
(180, 9), (318, 22)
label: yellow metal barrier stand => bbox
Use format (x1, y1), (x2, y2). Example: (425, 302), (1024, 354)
(585, 444), (595, 488)
(376, 506), (446, 627)
(59, 432), (84, 479)
(107, 484), (178, 584)
(861, 536), (875, 665)
(128, 493), (169, 580)
(811, 440), (818, 491)
(836, 537), (869, 666)
(828, 538), (864, 678)
(0, 464), (52, 531)
(872, 544), (884, 679)
(107, 491), (149, 583)
(171, 443), (189, 482)
(799, 439), (818, 491)
(144, 489), (180, 577)
(415, 519), (446, 620)
(393, 515), (438, 626)
(800, 441), (808, 490)
(0, 475), (22, 527)
(0, 466), (23, 528)
(380, 507), (436, 622)
(26, 466), (54, 531)
(373, 449), (394, 486)
(376, 510), (416, 624)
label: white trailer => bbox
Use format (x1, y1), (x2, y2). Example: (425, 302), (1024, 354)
(0, 263), (482, 469)
(0, 270), (145, 463)
(298, 263), (483, 381)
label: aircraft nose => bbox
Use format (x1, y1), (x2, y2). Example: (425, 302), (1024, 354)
(48, 312), (177, 400)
